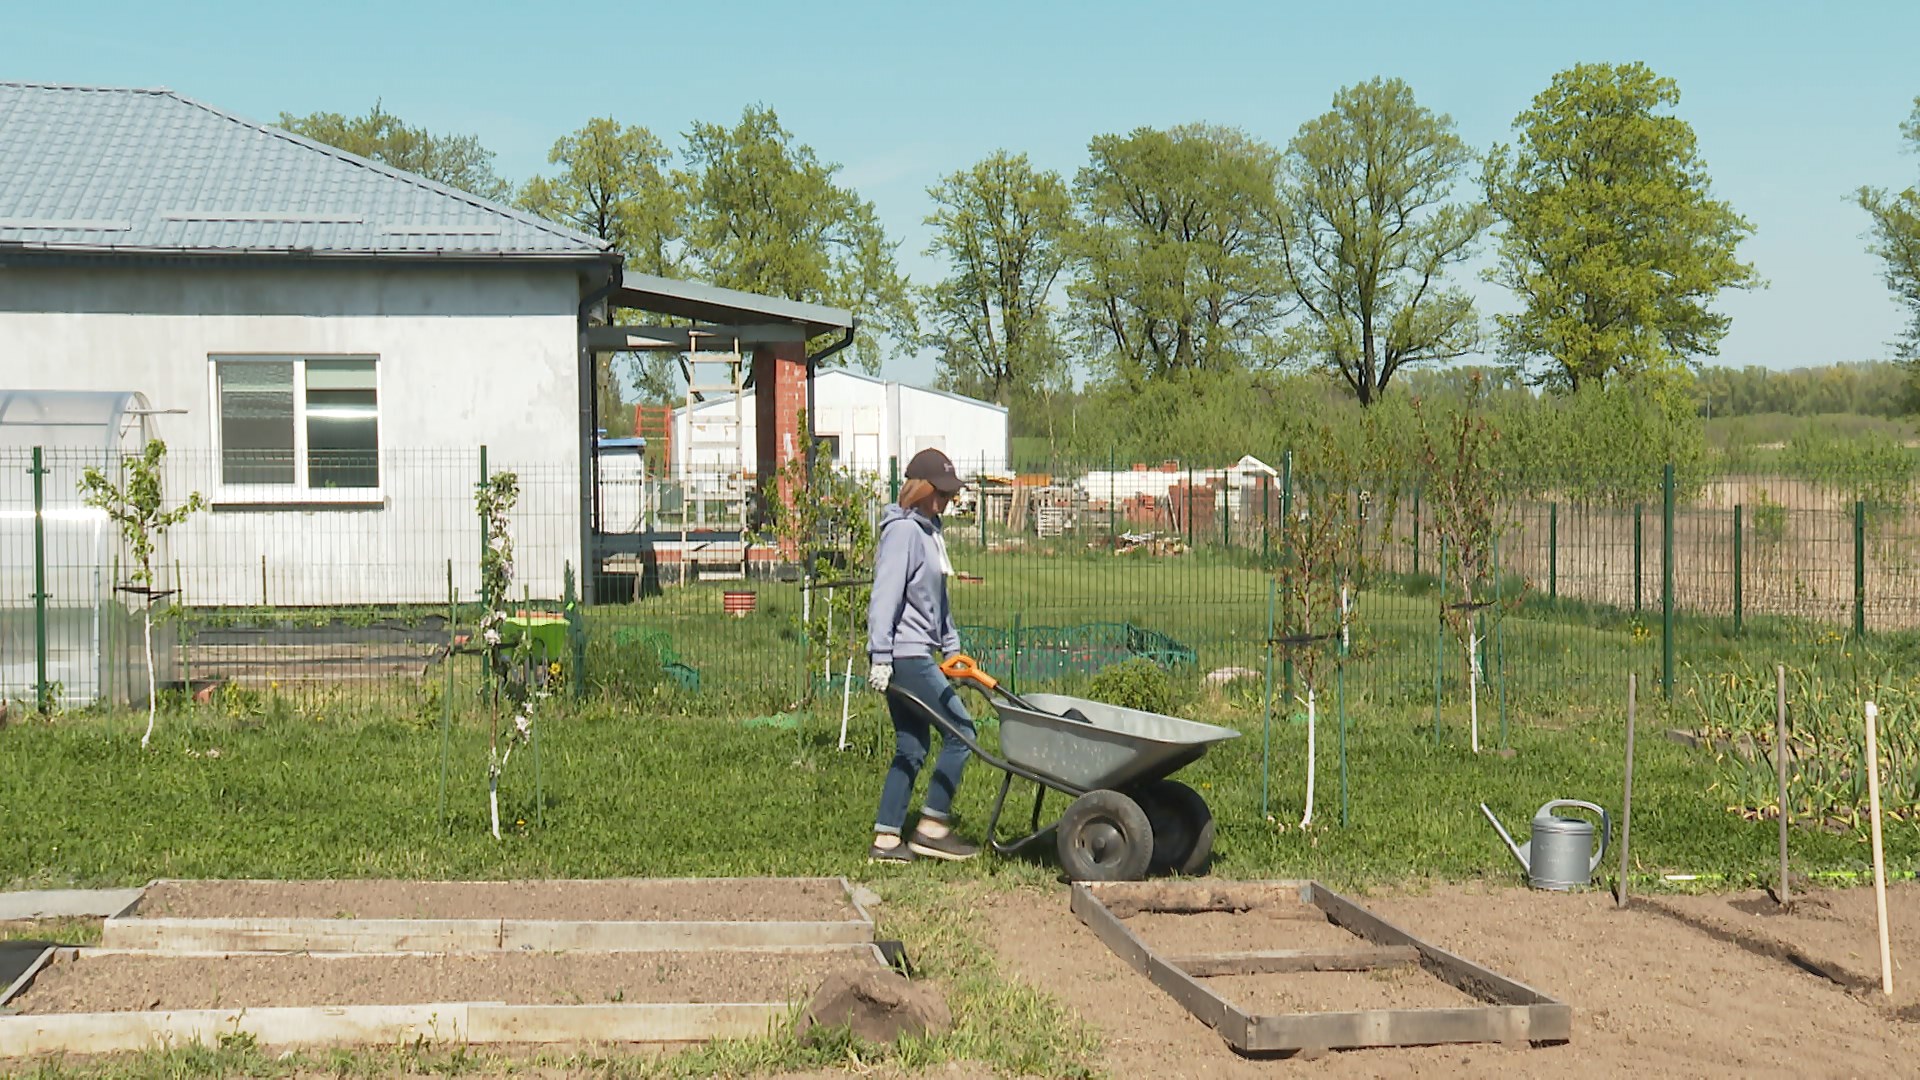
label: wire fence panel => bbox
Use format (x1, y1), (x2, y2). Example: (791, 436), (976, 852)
(2, 446), (1916, 720)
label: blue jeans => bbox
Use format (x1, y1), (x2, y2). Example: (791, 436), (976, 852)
(874, 657), (975, 835)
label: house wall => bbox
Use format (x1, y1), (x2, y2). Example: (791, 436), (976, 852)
(0, 262), (588, 606)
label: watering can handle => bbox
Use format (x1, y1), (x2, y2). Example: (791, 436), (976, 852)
(1539, 799), (1612, 874)
(940, 654), (999, 691)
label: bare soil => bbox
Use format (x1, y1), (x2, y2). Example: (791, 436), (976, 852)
(1651, 883), (1920, 1007)
(132, 878), (857, 922)
(12, 949), (856, 1013)
(983, 881), (1920, 1078)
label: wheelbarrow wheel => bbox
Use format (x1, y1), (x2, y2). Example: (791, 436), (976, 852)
(1057, 789), (1154, 882)
(1134, 779), (1215, 876)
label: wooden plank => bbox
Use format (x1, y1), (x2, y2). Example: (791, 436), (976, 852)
(1310, 886), (1564, 1010)
(1169, 946), (1419, 977)
(1070, 885), (1253, 1047)
(1244, 1005), (1559, 1053)
(466, 1002), (785, 1043)
(1084, 881), (1318, 920)
(101, 917), (503, 954)
(499, 919), (871, 952)
(0, 1003), (472, 1056)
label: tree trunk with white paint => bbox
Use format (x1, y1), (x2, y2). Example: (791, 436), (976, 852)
(140, 607), (156, 750)
(1301, 687), (1317, 827)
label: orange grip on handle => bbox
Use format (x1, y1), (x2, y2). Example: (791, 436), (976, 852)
(940, 653), (998, 690)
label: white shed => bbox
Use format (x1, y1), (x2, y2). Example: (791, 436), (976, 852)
(673, 370), (1009, 481)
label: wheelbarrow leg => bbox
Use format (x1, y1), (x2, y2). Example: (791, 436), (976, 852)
(1028, 782), (1047, 834)
(985, 771), (1015, 850)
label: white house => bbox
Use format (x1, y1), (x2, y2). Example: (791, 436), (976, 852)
(0, 82), (854, 611)
(673, 369), (1010, 482)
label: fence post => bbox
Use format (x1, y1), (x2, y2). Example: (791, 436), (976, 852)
(888, 455), (899, 503)
(1434, 535), (1447, 746)
(1412, 486), (1421, 577)
(1185, 465), (1195, 549)
(1855, 500), (1867, 640)
(1495, 533), (1507, 749)
(1662, 464), (1674, 700)
(1281, 452), (1294, 707)
(1010, 612), (1022, 696)
(1548, 502), (1558, 601)
(1733, 504), (1744, 635)
(439, 558), (454, 829)
(1633, 503), (1643, 615)
(30, 447), (49, 714)
(1108, 450), (1116, 549)
(1221, 473), (1231, 551)
(1262, 474), (1271, 565)
(479, 445), (490, 688)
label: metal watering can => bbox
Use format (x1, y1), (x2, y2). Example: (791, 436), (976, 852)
(1480, 800), (1611, 890)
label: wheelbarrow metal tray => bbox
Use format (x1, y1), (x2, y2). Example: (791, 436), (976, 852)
(994, 694), (1240, 792)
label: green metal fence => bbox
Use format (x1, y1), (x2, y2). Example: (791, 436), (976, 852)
(1, 446), (1913, 722)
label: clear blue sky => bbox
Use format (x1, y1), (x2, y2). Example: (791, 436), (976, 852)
(7, 0), (1917, 387)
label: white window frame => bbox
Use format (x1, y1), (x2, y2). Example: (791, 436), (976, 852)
(208, 354), (383, 505)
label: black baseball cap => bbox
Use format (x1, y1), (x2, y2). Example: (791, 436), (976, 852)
(905, 447), (964, 494)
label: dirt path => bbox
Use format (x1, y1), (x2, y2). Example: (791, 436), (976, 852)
(983, 881), (1920, 1078)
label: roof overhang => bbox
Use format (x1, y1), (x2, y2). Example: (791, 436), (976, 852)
(606, 272), (854, 340)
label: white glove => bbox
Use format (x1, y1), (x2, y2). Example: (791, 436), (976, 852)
(868, 663), (893, 693)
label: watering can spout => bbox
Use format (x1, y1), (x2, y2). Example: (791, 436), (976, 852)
(1480, 803), (1530, 873)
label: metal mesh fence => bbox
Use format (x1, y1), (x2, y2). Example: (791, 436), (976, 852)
(0, 446), (1912, 719)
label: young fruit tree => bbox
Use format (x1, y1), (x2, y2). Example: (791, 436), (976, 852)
(1274, 448), (1361, 827)
(77, 440), (205, 748)
(756, 432), (881, 747)
(1416, 386), (1517, 752)
(475, 470), (539, 839)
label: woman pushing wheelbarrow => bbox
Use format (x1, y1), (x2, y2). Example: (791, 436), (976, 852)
(865, 448), (980, 864)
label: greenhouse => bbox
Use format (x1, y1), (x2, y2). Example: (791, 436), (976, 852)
(0, 391), (166, 709)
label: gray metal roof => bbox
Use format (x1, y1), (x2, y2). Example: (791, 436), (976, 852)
(610, 272), (854, 336)
(0, 82), (611, 259)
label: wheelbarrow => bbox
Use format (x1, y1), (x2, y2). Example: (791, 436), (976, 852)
(889, 654), (1240, 881)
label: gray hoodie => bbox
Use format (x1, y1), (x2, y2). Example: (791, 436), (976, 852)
(867, 504), (960, 663)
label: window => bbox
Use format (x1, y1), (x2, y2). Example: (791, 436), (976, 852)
(214, 356), (379, 493)
(814, 434), (841, 463)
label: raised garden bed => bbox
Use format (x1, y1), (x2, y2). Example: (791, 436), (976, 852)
(104, 877), (873, 954)
(0, 945), (885, 1055)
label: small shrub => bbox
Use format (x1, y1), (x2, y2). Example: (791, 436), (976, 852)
(1088, 659), (1175, 714)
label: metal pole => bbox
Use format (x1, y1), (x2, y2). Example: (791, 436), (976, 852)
(260, 554), (267, 609)
(479, 445), (490, 690)
(1221, 472), (1231, 551)
(439, 559), (454, 830)
(1776, 664), (1790, 908)
(1282, 452), (1294, 706)
(889, 455), (899, 503)
(1633, 503), (1643, 615)
(1618, 673), (1637, 908)
(1855, 500), (1867, 640)
(1412, 487), (1421, 577)
(1734, 504), (1744, 635)
(1548, 502), (1558, 601)
(1662, 464), (1674, 699)
(31, 447), (49, 714)
(1108, 450), (1116, 550)
(1185, 465), (1194, 549)
(1262, 474), (1271, 566)
(1434, 535), (1447, 745)
(1010, 612), (1021, 697)
(1495, 533), (1507, 749)
(1263, 579), (1274, 820)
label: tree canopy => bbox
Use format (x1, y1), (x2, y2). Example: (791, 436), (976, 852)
(1278, 78), (1488, 405)
(1859, 96), (1920, 363)
(1068, 124), (1290, 379)
(1483, 63), (1758, 390)
(681, 105), (915, 372)
(921, 151), (1073, 405)
(278, 102), (511, 202)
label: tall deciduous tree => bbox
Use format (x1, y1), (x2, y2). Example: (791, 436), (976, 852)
(921, 152), (1073, 405)
(1484, 63), (1758, 390)
(1278, 78), (1489, 406)
(1069, 124), (1290, 379)
(519, 119), (687, 416)
(1858, 96), (1920, 363)
(279, 102), (511, 202)
(681, 105), (914, 372)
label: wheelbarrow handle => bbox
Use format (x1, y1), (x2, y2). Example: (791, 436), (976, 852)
(939, 653), (999, 691)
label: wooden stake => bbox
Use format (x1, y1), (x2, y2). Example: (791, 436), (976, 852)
(1776, 665), (1790, 909)
(1618, 674), (1636, 909)
(1867, 700), (1893, 996)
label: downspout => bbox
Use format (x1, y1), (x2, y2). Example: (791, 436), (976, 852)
(576, 266), (619, 605)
